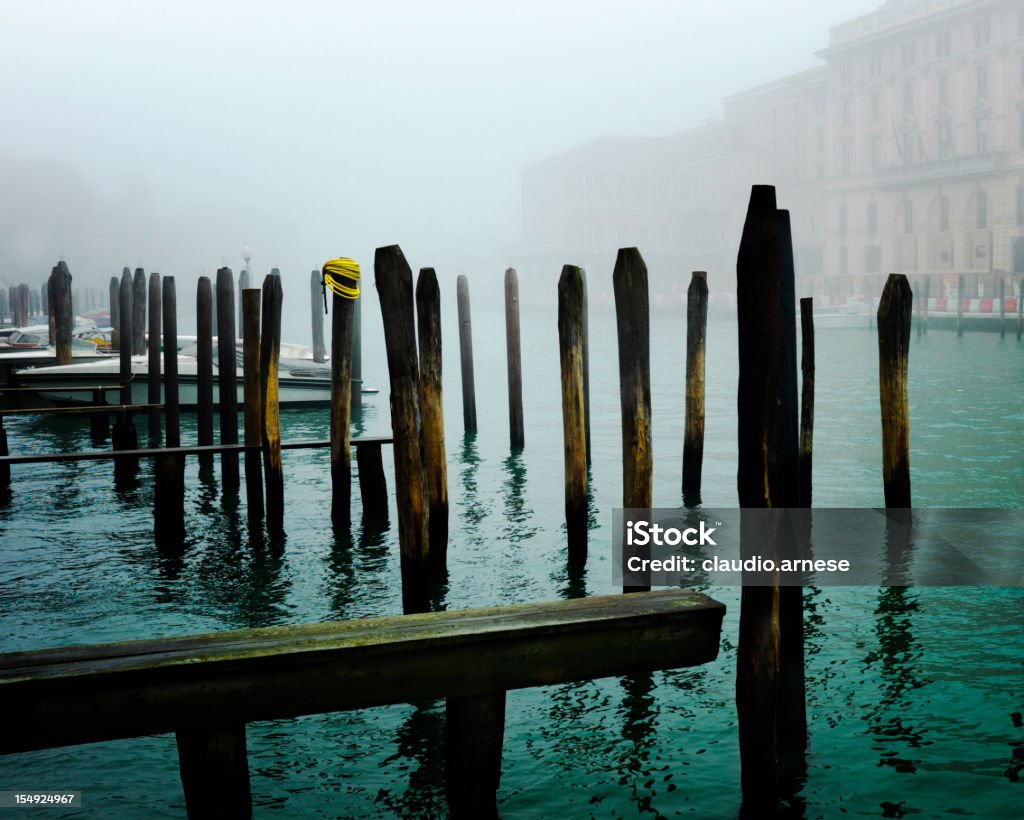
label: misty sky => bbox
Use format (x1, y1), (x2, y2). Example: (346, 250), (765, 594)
(2, 0), (878, 288)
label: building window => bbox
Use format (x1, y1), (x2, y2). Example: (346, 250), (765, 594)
(870, 50), (883, 76)
(868, 202), (878, 236)
(842, 96), (852, 126)
(977, 190), (988, 229)
(871, 88), (881, 121)
(939, 195), (950, 232)
(936, 30), (951, 59)
(938, 72), (949, 105)
(840, 59), (853, 84)
(901, 41), (915, 67)
(976, 116), (989, 153)
(904, 200), (913, 234)
(977, 63), (988, 96)
(839, 202), (848, 238)
(973, 18), (990, 48)
(903, 81), (914, 113)
(841, 141), (852, 176)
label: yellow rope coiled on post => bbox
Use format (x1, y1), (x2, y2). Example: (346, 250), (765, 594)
(322, 258), (361, 301)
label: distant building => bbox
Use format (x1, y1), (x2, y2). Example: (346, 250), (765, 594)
(519, 0), (1024, 298)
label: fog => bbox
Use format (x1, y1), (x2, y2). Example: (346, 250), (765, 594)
(0, 0), (879, 301)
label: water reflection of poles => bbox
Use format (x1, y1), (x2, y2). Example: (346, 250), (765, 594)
(617, 672), (660, 813)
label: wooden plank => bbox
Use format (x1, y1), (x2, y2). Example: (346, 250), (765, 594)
(682, 270), (708, 504)
(504, 267), (524, 450)
(877, 273), (912, 508)
(0, 386), (124, 394)
(416, 268), (448, 564)
(557, 264), (587, 566)
(0, 590), (724, 754)
(0, 404), (161, 418)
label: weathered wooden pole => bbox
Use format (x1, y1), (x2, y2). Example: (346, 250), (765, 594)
(682, 270), (708, 504)
(581, 269), (592, 467)
(242, 288), (264, 524)
(416, 268), (449, 565)
(46, 277), (56, 347)
(328, 263), (355, 528)
(310, 269), (326, 363)
(351, 295), (363, 412)
(154, 276), (185, 545)
(456, 274), (477, 433)
(356, 442), (388, 522)
(147, 272), (162, 439)
(109, 276), (120, 351)
(113, 270), (138, 477)
(260, 272), (285, 531)
(956, 273), (965, 337)
(176, 726), (252, 820)
(735, 185), (783, 812)
(613, 247), (652, 594)
(237, 268), (249, 333)
(999, 278), (1006, 339)
(118, 270), (133, 399)
(197, 277), (214, 468)
(216, 267), (239, 493)
(446, 692), (506, 820)
(18, 285), (30, 327)
(558, 264), (587, 566)
(375, 245), (431, 610)
(51, 262), (73, 366)
(132, 267), (146, 354)
(799, 298), (815, 509)
(877, 273), (912, 508)
(504, 267), (524, 450)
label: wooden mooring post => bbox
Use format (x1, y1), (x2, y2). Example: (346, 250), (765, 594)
(216, 268), (240, 493)
(51, 261), (73, 366)
(109, 276), (120, 351)
(504, 267), (524, 450)
(311, 269), (326, 363)
(799, 297), (814, 509)
(196, 277), (214, 468)
(237, 269), (249, 333)
(148, 272), (162, 440)
(176, 725), (251, 820)
(329, 267), (355, 528)
(878, 274), (912, 508)
(416, 268), (449, 564)
(558, 264), (587, 566)
(260, 272), (285, 531)
(581, 269), (591, 467)
(351, 295), (363, 412)
(154, 275), (185, 544)
(446, 691), (506, 820)
(375, 245), (431, 609)
(613, 247), (652, 594)
(113, 270), (138, 478)
(456, 274), (477, 434)
(682, 270), (708, 504)
(242, 289), (264, 524)
(132, 268), (146, 354)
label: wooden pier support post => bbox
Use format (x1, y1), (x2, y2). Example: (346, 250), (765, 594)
(799, 298), (815, 509)
(154, 275), (185, 544)
(356, 442), (387, 522)
(109, 276), (120, 351)
(176, 725), (252, 820)
(50, 262), (73, 366)
(46, 279), (56, 343)
(242, 289), (264, 524)
(148, 272), (162, 440)
(682, 270), (708, 504)
(89, 388), (109, 441)
(877, 274), (912, 509)
(18, 285), (30, 328)
(237, 269), (249, 333)
(0, 417), (9, 491)
(558, 264), (587, 566)
(310, 269), (326, 363)
(132, 268), (146, 354)
(956, 273), (965, 337)
(328, 267), (355, 528)
(260, 272), (285, 532)
(375, 245), (431, 609)
(216, 268), (239, 494)
(999, 278), (1006, 339)
(445, 692), (506, 820)
(113, 271), (138, 477)
(504, 267), (524, 450)
(581, 269), (591, 466)
(416, 268), (449, 565)
(351, 295), (363, 412)
(196, 277), (214, 468)
(456, 274), (477, 433)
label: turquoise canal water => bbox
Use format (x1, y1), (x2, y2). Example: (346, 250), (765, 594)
(1, 291), (1022, 818)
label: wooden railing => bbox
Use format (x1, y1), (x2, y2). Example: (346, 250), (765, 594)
(0, 590), (725, 819)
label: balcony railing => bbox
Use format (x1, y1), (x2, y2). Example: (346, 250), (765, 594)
(875, 150), (1008, 188)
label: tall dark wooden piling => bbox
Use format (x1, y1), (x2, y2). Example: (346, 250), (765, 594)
(613, 247), (652, 593)
(154, 275), (185, 543)
(176, 725), (252, 820)
(735, 185), (783, 812)
(416, 268), (449, 564)
(260, 273), (285, 531)
(446, 692), (506, 820)
(351, 295), (363, 412)
(242, 289), (264, 524)
(216, 268), (240, 493)
(46, 278), (55, 343)
(999, 278), (1006, 339)
(357, 443), (388, 522)
(132, 268), (146, 354)
(375, 245), (431, 608)
(682, 270), (708, 503)
(148, 272), (162, 439)
(51, 262), (73, 366)
(113, 271), (138, 476)
(109, 276), (120, 351)
(456, 274), (477, 433)
(118, 271), (133, 401)
(504, 267), (524, 450)
(237, 269), (249, 333)
(877, 274), (912, 509)
(581, 269), (591, 466)
(956, 273), (965, 337)
(799, 298), (815, 509)
(558, 265), (587, 565)
(311, 269), (326, 363)
(196, 277), (214, 468)
(18, 285), (30, 327)
(328, 267), (355, 528)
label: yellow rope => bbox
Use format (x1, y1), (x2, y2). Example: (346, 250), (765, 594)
(322, 258), (361, 300)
